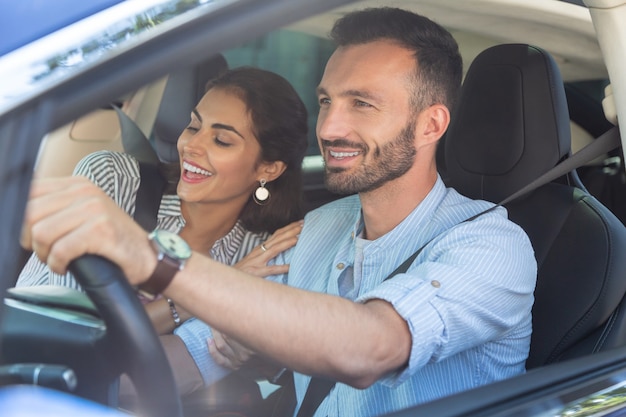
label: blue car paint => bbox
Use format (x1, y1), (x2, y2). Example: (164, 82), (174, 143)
(0, 0), (124, 56)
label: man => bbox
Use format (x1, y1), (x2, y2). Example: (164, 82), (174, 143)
(22, 7), (537, 417)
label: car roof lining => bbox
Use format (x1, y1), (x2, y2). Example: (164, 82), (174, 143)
(288, 0), (605, 81)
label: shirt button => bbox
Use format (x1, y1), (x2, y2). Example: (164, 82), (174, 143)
(351, 232), (355, 239)
(337, 263), (345, 270)
(431, 280), (441, 288)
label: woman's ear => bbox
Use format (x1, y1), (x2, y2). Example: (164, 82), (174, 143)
(258, 160), (287, 183)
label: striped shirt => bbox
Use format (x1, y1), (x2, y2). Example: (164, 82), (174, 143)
(274, 176), (537, 417)
(16, 151), (269, 372)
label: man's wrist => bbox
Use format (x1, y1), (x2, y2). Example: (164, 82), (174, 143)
(139, 230), (191, 299)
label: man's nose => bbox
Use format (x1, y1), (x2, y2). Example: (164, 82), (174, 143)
(317, 103), (351, 141)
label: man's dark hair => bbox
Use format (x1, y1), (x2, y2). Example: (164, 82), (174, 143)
(330, 7), (463, 112)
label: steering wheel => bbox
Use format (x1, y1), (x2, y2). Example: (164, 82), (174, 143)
(69, 254), (182, 417)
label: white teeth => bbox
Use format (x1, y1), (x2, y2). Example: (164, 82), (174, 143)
(183, 161), (212, 176)
(329, 150), (360, 159)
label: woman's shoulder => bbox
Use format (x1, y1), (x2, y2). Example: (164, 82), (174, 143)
(73, 151), (143, 211)
(227, 227), (270, 264)
(73, 150), (140, 178)
(240, 228), (271, 248)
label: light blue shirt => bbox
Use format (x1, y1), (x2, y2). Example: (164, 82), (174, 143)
(181, 176), (537, 416)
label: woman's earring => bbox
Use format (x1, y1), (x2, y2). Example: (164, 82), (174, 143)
(254, 179), (270, 205)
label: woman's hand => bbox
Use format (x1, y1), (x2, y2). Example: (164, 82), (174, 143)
(210, 330), (286, 381)
(209, 330), (256, 370)
(234, 220), (303, 278)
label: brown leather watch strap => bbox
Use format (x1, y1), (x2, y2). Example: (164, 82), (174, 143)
(140, 230), (191, 300)
(138, 255), (180, 299)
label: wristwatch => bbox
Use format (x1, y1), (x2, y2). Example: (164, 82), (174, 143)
(139, 230), (192, 299)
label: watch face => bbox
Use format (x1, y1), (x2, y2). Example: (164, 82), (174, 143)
(152, 230), (192, 259)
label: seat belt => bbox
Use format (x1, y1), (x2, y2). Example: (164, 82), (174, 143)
(292, 125), (622, 417)
(499, 126), (621, 205)
(113, 106), (167, 232)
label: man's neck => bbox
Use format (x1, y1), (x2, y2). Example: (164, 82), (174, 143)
(359, 168), (438, 241)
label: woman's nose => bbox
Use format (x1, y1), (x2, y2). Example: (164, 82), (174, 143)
(179, 131), (203, 156)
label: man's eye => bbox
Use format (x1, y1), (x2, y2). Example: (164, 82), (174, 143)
(355, 100), (372, 108)
(319, 97), (330, 106)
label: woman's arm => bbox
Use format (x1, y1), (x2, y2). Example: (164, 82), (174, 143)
(144, 297), (193, 335)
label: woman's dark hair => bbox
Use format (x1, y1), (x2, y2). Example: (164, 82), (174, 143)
(330, 7), (463, 113)
(163, 66), (308, 233)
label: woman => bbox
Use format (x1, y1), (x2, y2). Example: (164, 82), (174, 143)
(16, 66), (309, 398)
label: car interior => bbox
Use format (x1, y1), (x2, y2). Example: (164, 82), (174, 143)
(442, 42), (626, 368)
(6, 40), (626, 416)
(2, 0), (626, 416)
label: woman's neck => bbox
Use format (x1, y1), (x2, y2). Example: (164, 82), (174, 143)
(178, 200), (242, 254)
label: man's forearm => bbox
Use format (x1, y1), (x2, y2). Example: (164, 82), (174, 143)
(162, 253), (411, 388)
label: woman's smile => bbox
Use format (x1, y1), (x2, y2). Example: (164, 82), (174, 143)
(182, 160), (213, 184)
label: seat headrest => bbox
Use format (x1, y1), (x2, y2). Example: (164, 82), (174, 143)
(153, 54), (228, 162)
(444, 44), (571, 203)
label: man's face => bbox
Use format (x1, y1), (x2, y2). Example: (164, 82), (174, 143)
(316, 40), (419, 195)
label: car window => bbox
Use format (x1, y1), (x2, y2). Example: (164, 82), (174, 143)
(223, 29), (336, 156)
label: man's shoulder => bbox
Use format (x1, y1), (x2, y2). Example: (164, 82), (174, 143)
(438, 186), (505, 222)
(306, 194), (360, 217)
(436, 187), (533, 251)
(299, 195), (361, 239)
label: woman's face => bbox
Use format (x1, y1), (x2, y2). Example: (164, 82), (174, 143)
(176, 87), (267, 206)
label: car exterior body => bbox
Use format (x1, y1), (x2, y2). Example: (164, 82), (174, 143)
(1, 0), (626, 415)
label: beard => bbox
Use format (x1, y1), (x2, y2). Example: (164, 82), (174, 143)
(323, 119), (417, 195)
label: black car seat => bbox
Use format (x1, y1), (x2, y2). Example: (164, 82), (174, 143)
(443, 43), (626, 369)
(151, 54), (228, 162)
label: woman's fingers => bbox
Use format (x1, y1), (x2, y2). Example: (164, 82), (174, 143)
(256, 220), (303, 257)
(209, 331), (254, 369)
(234, 220), (302, 277)
(209, 332), (237, 368)
(258, 264), (289, 276)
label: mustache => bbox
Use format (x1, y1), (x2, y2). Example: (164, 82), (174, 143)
(320, 138), (366, 151)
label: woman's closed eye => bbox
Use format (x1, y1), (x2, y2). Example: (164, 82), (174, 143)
(214, 136), (232, 147)
(186, 118), (201, 133)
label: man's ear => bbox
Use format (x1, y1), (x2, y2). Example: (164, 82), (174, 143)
(416, 104), (450, 147)
(258, 160), (287, 183)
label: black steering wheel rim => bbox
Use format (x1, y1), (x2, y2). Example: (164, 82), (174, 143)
(69, 254), (182, 417)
